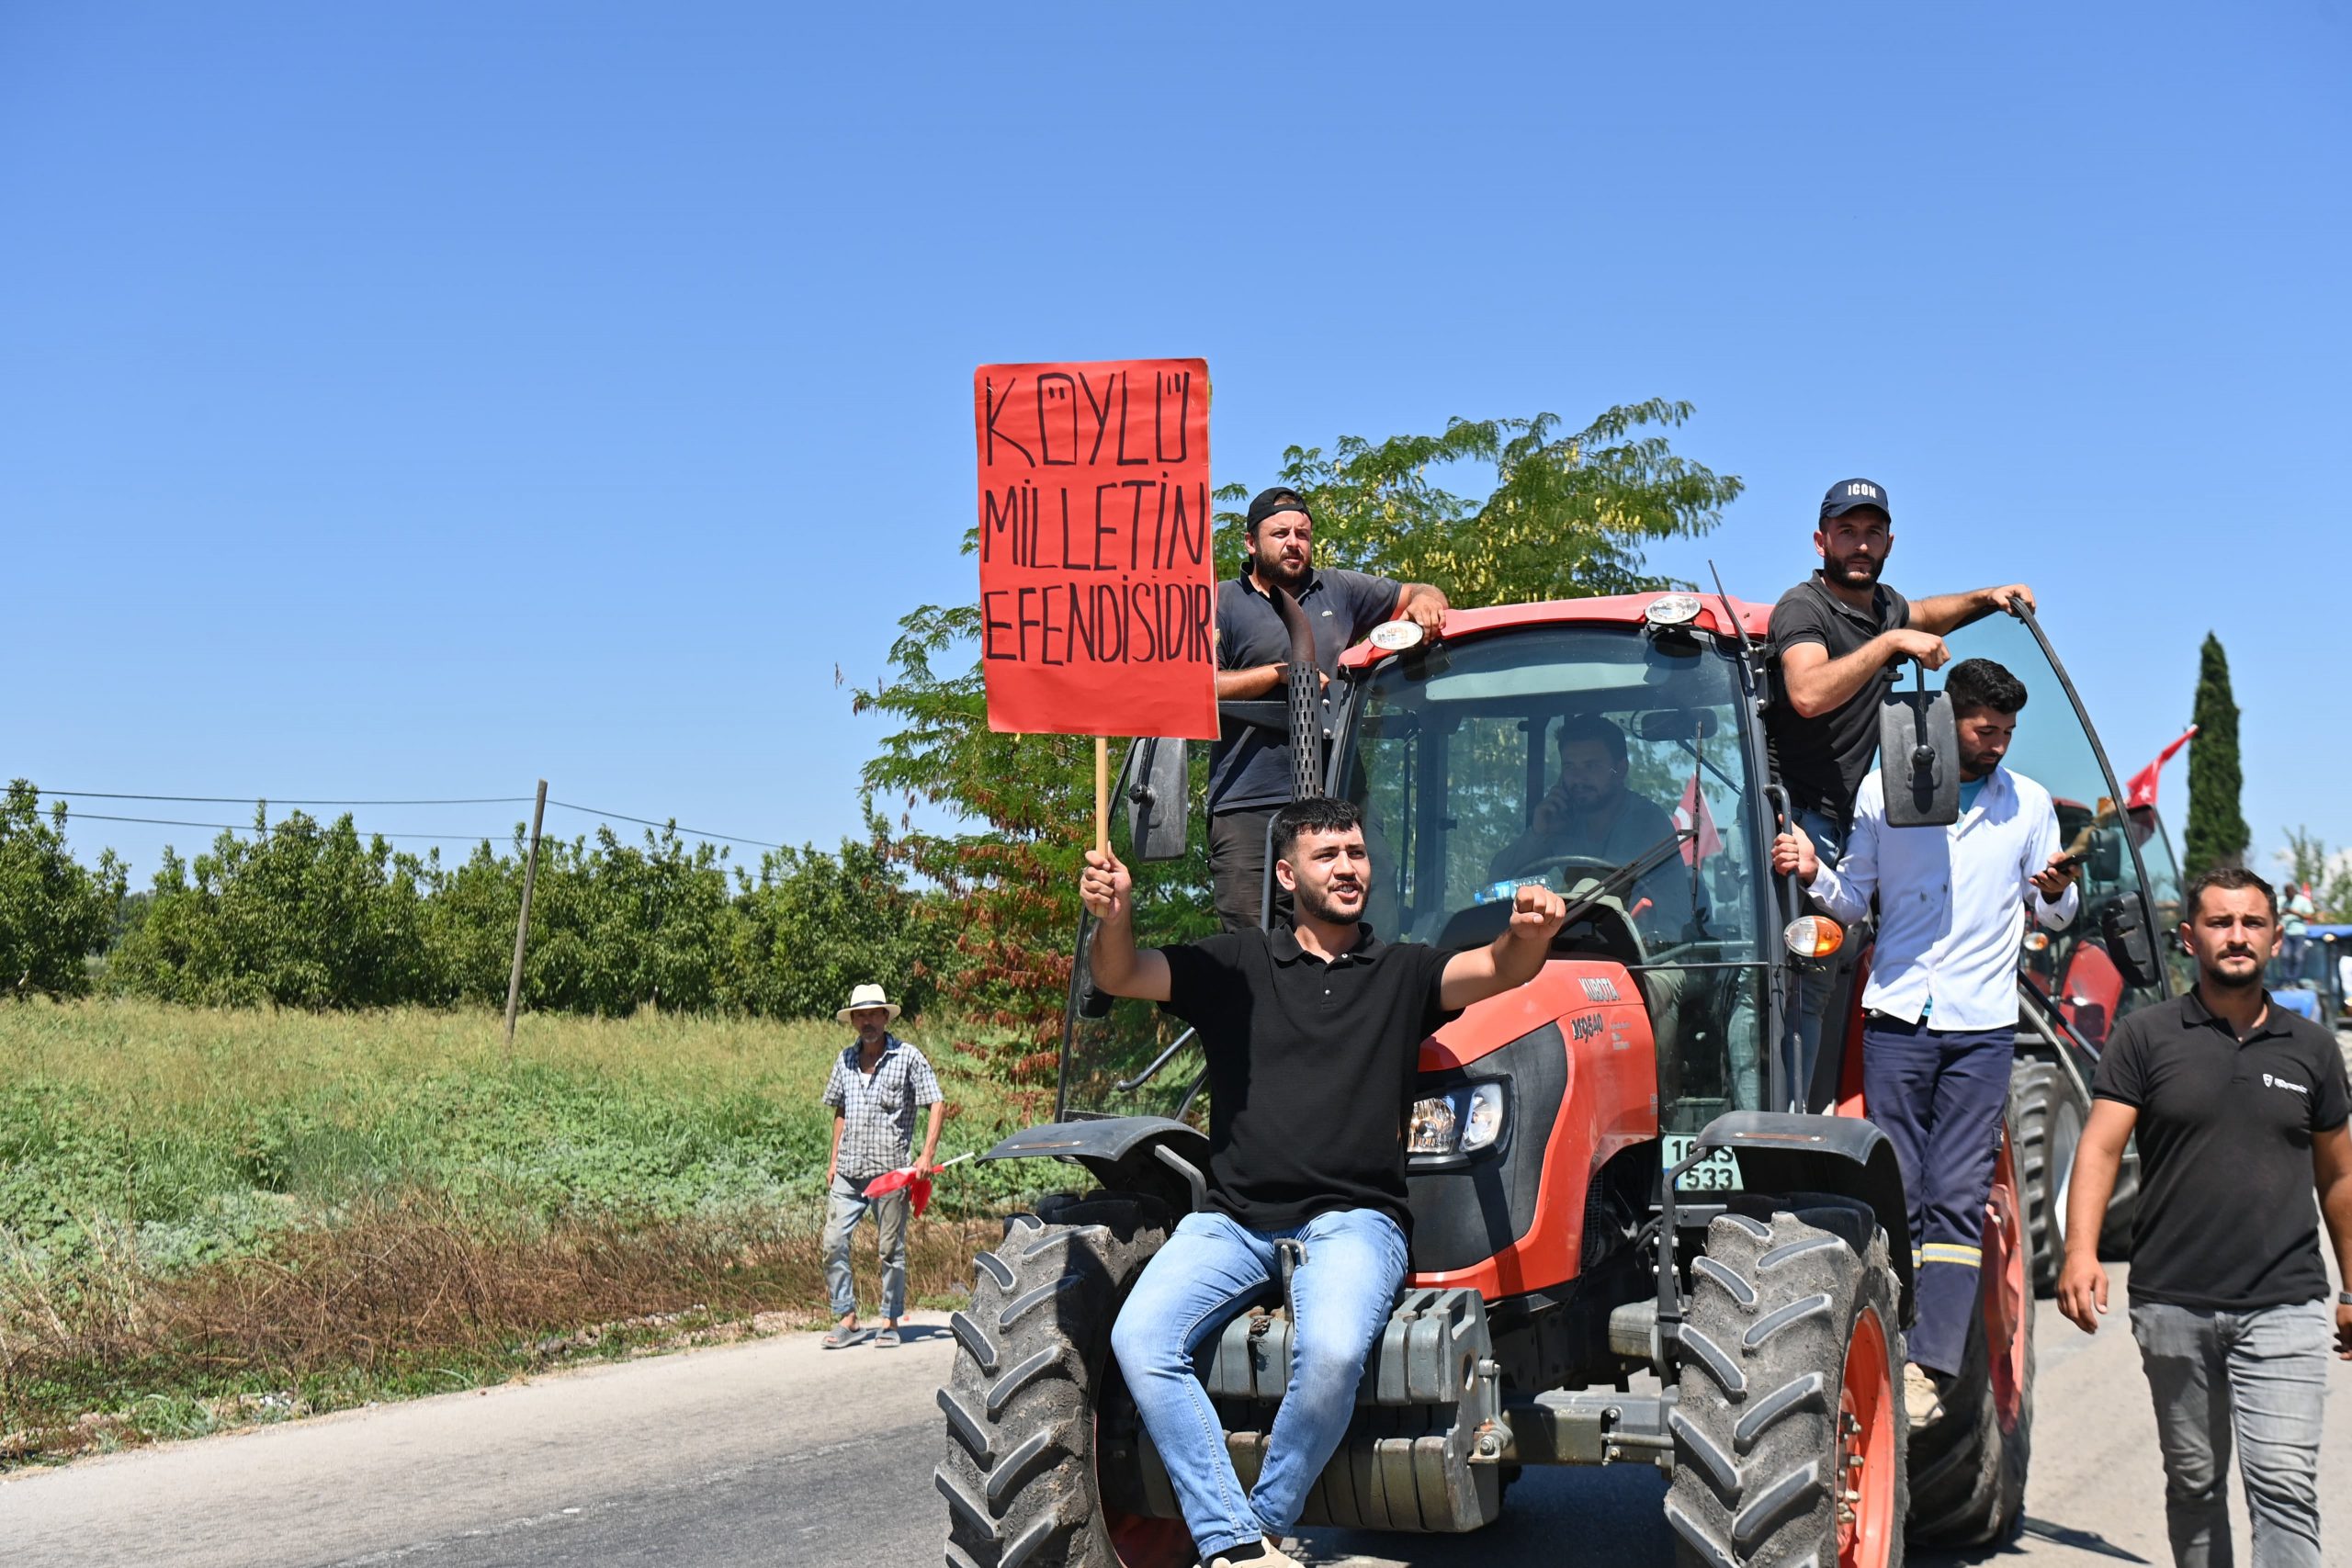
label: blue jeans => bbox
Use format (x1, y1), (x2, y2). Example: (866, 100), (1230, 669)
(1860, 1015), (2013, 1375)
(821, 1172), (910, 1320)
(1110, 1208), (1408, 1557)
(2131, 1299), (2332, 1568)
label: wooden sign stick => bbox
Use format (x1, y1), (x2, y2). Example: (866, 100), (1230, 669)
(1095, 736), (1110, 858)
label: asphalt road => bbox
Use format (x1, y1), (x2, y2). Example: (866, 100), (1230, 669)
(6, 1262), (2349, 1568)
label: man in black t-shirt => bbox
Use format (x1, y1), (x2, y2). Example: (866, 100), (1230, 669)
(1206, 486), (1449, 931)
(1088, 796), (1566, 1568)
(2060, 867), (2352, 1568)
(1766, 477), (2034, 1051)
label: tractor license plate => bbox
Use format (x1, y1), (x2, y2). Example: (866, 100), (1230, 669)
(1664, 1134), (1744, 1194)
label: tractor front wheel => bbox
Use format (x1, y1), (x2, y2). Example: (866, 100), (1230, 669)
(935, 1196), (1183, 1568)
(1666, 1208), (1908, 1568)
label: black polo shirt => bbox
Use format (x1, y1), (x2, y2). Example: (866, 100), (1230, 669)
(1159, 924), (1454, 1233)
(1766, 573), (1913, 823)
(2091, 987), (2351, 1310)
(1206, 568), (1400, 815)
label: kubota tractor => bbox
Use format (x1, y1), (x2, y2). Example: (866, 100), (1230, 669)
(935, 586), (2185, 1568)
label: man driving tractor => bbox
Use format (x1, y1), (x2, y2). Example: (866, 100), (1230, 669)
(1487, 713), (1694, 942)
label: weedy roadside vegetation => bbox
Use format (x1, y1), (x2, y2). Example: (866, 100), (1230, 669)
(0, 1000), (1034, 1464)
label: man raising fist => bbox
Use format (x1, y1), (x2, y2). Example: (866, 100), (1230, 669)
(1085, 796), (1566, 1568)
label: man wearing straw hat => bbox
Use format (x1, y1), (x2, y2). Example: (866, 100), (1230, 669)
(820, 982), (944, 1348)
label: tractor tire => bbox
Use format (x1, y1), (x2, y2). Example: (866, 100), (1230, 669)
(1666, 1209), (1909, 1568)
(2009, 1060), (2081, 1296)
(1905, 1151), (2036, 1548)
(935, 1195), (1187, 1568)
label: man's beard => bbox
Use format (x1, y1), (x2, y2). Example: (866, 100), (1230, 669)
(1251, 547), (1310, 590)
(1293, 876), (1363, 927)
(1828, 552), (1882, 588)
(1959, 749), (2005, 779)
(2204, 952), (2266, 989)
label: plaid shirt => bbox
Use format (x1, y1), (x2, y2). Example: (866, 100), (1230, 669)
(822, 1035), (943, 1179)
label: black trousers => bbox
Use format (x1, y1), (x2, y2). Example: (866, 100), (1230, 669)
(1207, 807), (1288, 931)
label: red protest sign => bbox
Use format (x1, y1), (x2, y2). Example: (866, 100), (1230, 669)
(973, 359), (1216, 740)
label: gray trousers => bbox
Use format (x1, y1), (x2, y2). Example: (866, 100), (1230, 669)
(823, 1172), (910, 1321)
(2130, 1298), (2333, 1568)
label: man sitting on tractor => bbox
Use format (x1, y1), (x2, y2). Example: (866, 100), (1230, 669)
(1080, 796), (1568, 1568)
(1487, 712), (1696, 942)
(1776, 657), (2081, 1426)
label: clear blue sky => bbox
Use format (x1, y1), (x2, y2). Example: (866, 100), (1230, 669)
(6, 4), (2346, 883)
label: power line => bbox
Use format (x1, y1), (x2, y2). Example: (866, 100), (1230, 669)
(56, 811), (504, 844)
(546, 799), (782, 851)
(32, 789), (786, 853)
(41, 790), (534, 807)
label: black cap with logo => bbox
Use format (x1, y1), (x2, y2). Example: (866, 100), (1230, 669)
(1819, 478), (1892, 522)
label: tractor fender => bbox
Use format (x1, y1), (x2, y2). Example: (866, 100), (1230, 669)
(1694, 1111), (1914, 1309)
(981, 1116), (1213, 1214)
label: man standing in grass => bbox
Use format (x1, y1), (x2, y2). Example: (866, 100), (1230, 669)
(820, 982), (943, 1348)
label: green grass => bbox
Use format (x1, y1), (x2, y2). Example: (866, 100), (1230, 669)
(0, 999), (1040, 1463)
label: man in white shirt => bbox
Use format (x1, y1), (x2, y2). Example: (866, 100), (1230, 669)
(1774, 657), (2080, 1423)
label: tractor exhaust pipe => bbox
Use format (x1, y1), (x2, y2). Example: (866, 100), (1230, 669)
(1272, 583), (1324, 801)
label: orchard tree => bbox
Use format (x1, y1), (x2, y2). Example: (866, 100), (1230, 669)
(0, 782), (125, 998)
(2184, 633), (2248, 880)
(858, 400), (1741, 1089)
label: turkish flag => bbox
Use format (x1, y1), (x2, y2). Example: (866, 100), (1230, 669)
(1676, 770), (1723, 867)
(2125, 726), (2198, 813)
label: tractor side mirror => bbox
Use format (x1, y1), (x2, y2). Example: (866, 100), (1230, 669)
(2087, 826), (2125, 884)
(1878, 663), (1959, 829)
(1126, 738), (1192, 863)
(2100, 892), (2162, 989)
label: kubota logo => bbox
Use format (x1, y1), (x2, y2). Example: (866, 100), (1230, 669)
(2263, 1071), (2310, 1094)
(1579, 977), (1620, 1002)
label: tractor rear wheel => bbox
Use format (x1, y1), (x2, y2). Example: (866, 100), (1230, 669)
(935, 1195), (1183, 1568)
(1905, 1134), (2035, 1547)
(2009, 1059), (2080, 1295)
(1666, 1209), (1908, 1568)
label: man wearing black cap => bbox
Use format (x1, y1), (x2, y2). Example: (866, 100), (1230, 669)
(1205, 487), (1448, 930)
(1769, 477), (2035, 1050)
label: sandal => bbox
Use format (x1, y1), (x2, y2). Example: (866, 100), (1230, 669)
(874, 1327), (901, 1348)
(821, 1326), (871, 1349)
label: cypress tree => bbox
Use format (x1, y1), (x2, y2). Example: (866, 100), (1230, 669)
(2184, 632), (2248, 879)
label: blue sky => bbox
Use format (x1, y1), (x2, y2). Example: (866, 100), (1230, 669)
(5, 4), (2346, 883)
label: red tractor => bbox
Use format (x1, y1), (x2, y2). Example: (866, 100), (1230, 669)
(936, 588), (2185, 1568)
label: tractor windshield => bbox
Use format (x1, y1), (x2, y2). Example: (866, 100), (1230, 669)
(1340, 621), (1775, 1122)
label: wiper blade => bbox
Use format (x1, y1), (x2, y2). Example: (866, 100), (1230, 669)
(1556, 828), (1693, 930)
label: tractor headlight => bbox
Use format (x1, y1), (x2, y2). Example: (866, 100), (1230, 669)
(1408, 1081), (1508, 1156)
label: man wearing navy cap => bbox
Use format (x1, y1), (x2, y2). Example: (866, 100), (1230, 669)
(1205, 487), (1449, 930)
(1767, 478), (2038, 1055)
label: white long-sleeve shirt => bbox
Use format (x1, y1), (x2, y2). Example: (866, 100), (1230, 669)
(1805, 765), (2079, 1031)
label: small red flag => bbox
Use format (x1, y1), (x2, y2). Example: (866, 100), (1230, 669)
(2125, 726), (2197, 813)
(1676, 770), (1723, 866)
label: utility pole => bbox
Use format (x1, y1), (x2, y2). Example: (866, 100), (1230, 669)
(503, 779), (548, 1045)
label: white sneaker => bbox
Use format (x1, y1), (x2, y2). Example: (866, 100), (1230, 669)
(1208, 1544), (1304, 1568)
(1903, 1361), (1945, 1427)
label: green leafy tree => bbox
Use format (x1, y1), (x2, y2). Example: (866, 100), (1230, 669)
(0, 783), (126, 998)
(509, 827), (739, 1016)
(2185, 633), (2248, 879)
(108, 808), (439, 1008)
(1229, 400), (1744, 600)
(2277, 826), (2352, 919)
(727, 829), (955, 1021)
(860, 400), (1739, 1088)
